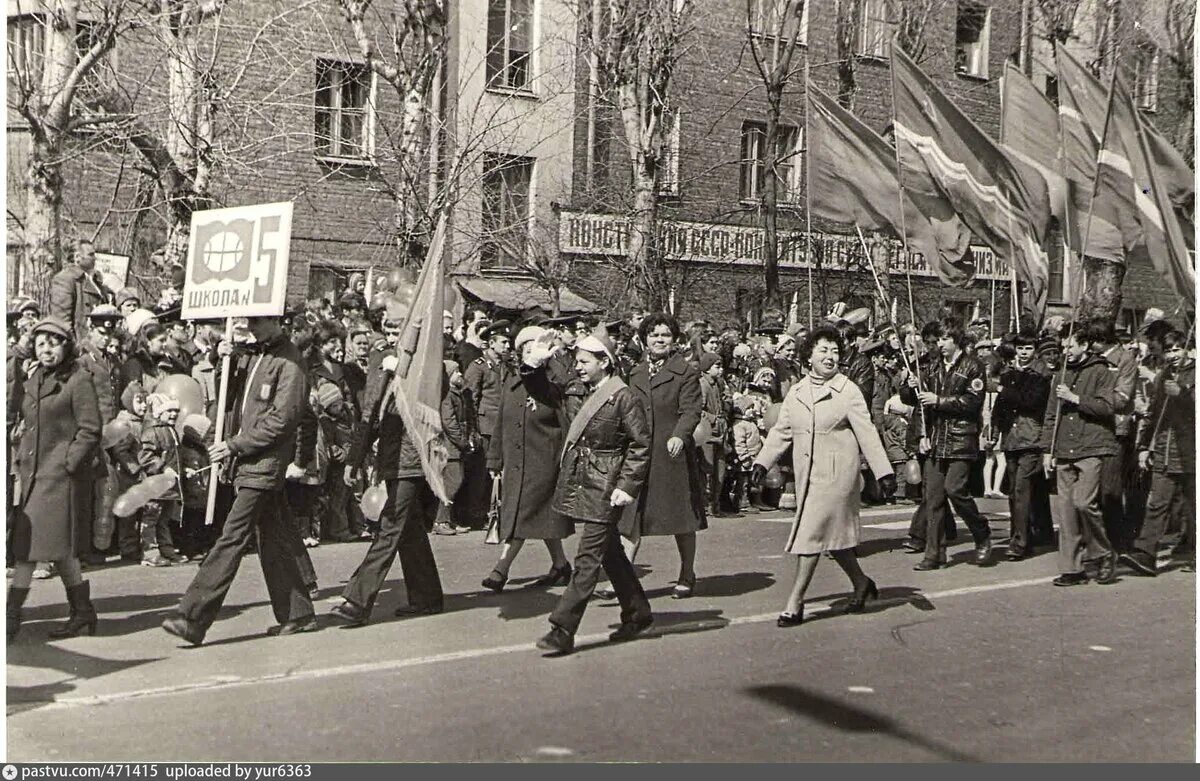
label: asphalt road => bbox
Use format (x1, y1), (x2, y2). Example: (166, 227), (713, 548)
(5, 499), (1196, 762)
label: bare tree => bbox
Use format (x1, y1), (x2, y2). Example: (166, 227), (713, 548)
(833, 0), (862, 109)
(582, 0), (693, 310)
(1160, 0), (1194, 152)
(745, 0), (805, 312)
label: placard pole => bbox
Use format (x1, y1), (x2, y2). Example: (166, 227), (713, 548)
(204, 317), (234, 525)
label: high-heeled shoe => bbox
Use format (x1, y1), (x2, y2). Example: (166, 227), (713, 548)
(48, 581), (98, 639)
(672, 575), (695, 599)
(481, 569), (508, 593)
(777, 605), (804, 627)
(844, 578), (878, 614)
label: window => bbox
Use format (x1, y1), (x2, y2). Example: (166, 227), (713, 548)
(858, 0), (895, 59)
(657, 109), (680, 196)
(1135, 48), (1159, 112)
(315, 59), (373, 161)
(7, 15), (44, 98)
(740, 122), (803, 203)
(955, 2), (991, 78)
(486, 0), (533, 92)
(481, 154), (534, 269)
(748, 0), (809, 46)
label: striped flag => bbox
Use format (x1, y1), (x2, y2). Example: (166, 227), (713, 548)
(806, 82), (973, 286)
(1000, 63), (1069, 229)
(387, 215), (453, 503)
(891, 45), (1053, 324)
(1097, 76), (1195, 305)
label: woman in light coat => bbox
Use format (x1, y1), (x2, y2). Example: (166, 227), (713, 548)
(753, 325), (896, 626)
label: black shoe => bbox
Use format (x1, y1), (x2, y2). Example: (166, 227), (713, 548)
(609, 616), (653, 642)
(844, 578), (878, 614)
(7, 586), (30, 644)
(973, 538), (993, 566)
(267, 616), (318, 636)
(536, 626), (574, 655)
(913, 559), (941, 571)
(49, 581), (98, 639)
(1119, 552), (1157, 577)
(329, 600), (369, 627)
(1095, 552), (1118, 584)
(777, 606), (804, 627)
(531, 564), (572, 588)
(481, 570), (508, 593)
(902, 540), (925, 554)
(1052, 572), (1089, 587)
(1006, 548), (1030, 561)
(393, 603), (443, 618)
(162, 616), (205, 646)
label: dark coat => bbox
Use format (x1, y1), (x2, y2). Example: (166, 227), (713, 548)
(900, 350), (985, 460)
(1040, 353), (1118, 460)
(487, 365), (573, 541)
(224, 334), (309, 490)
(463, 354), (510, 438)
(622, 353), (707, 537)
(553, 386), (651, 524)
(994, 359), (1052, 452)
(138, 418), (182, 503)
(48, 264), (107, 338)
(117, 349), (188, 403)
(1137, 362), (1194, 474)
(12, 360), (102, 561)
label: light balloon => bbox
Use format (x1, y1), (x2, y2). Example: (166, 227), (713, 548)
(101, 418), (132, 449)
(360, 483), (388, 522)
(904, 458), (922, 485)
(693, 416), (713, 444)
(763, 465), (784, 490)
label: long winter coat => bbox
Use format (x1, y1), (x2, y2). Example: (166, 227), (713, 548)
(755, 373), (893, 555)
(553, 386), (651, 524)
(12, 360), (102, 561)
(48, 264), (107, 338)
(621, 354), (707, 537)
(487, 365), (573, 541)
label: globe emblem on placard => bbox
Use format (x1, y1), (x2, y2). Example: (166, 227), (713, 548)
(202, 230), (245, 273)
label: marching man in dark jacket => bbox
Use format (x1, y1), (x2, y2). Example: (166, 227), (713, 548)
(901, 317), (992, 569)
(1040, 325), (1119, 586)
(537, 328), (651, 655)
(993, 330), (1053, 559)
(1123, 328), (1195, 575)
(162, 316), (317, 645)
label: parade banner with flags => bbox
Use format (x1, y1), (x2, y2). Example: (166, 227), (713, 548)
(1000, 63), (1068, 228)
(387, 216), (453, 503)
(891, 45), (1052, 322)
(1096, 76), (1195, 306)
(807, 83), (973, 286)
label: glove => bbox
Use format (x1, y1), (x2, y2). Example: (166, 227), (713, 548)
(749, 464), (768, 489)
(878, 474), (897, 498)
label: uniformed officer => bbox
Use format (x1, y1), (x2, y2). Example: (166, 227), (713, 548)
(901, 316), (992, 569)
(78, 305), (123, 564)
(461, 320), (512, 529)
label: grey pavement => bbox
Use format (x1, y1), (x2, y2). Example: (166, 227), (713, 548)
(5, 498), (1196, 762)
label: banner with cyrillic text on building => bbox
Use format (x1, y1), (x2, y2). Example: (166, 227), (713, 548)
(183, 201), (293, 320)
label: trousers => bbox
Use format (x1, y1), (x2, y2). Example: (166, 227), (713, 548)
(922, 458), (990, 561)
(1132, 471), (1195, 560)
(1100, 437), (1136, 551)
(549, 520), (651, 635)
(1005, 449), (1052, 555)
(342, 477), (443, 613)
(178, 486), (314, 630)
(1052, 457), (1112, 575)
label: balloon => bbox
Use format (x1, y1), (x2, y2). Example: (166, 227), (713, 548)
(181, 414), (211, 440)
(100, 418), (132, 449)
(112, 493), (139, 518)
(904, 458), (922, 485)
(373, 273), (394, 293)
(156, 375), (205, 436)
(360, 484), (387, 522)
(693, 416), (713, 444)
(144, 469), (179, 501)
(764, 465), (784, 490)
(763, 403), (782, 431)
(370, 291), (391, 311)
(387, 267), (415, 290)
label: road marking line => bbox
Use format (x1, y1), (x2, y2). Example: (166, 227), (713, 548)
(23, 574), (1060, 712)
(754, 514), (1011, 528)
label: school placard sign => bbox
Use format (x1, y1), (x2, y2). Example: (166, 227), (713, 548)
(183, 201), (293, 319)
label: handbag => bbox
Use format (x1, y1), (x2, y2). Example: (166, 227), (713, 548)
(484, 474), (502, 545)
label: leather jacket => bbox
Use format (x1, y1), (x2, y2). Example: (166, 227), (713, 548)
(900, 350), (985, 460)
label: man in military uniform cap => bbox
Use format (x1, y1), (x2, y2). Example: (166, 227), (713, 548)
(461, 320), (513, 529)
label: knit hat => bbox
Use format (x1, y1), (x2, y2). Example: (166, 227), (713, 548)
(752, 366), (776, 387)
(115, 287), (140, 309)
(31, 316), (74, 341)
(576, 326), (617, 364)
(514, 325), (547, 353)
(125, 308), (159, 335)
(147, 393), (180, 417)
(1035, 335), (1061, 354)
(121, 383), (148, 412)
(699, 352), (721, 373)
(443, 359), (461, 377)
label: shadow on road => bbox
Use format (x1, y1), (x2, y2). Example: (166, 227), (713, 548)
(565, 608), (730, 655)
(745, 683), (979, 761)
(643, 571), (776, 600)
(856, 538), (910, 558)
(6, 644), (162, 714)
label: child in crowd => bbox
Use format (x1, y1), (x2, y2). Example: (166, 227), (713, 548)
(731, 399), (764, 513)
(138, 394), (185, 567)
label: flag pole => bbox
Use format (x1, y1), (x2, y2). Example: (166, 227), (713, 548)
(1050, 61), (1121, 456)
(803, 46), (815, 328)
(855, 224), (918, 382)
(998, 65), (1023, 334)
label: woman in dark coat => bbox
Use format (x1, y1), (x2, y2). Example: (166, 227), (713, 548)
(7, 317), (103, 643)
(482, 326), (574, 592)
(117, 320), (187, 403)
(617, 313), (707, 598)
(537, 331), (652, 655)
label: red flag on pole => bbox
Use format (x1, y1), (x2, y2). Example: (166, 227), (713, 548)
(807, 82), (973, 286)
(387, 216), (453, 503)
(891, 44), (1053, 324)
(1000, 62), (1069, 228)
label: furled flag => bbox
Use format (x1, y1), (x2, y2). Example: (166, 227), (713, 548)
(1097, 76), (1195, 306)
(807, 82), (974, 286)
(891, 45), (1053, 324)
(385, 215), (454, 503)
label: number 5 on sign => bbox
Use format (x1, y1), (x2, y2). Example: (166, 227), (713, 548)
(183, 201), (293, 320)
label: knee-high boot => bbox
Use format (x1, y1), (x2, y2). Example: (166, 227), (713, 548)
(48, 581), (98, 639)
(7, 586), (30, 643)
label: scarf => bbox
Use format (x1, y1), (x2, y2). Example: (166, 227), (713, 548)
(561, 374), (627, 463)
(647, 356), (667, 378)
